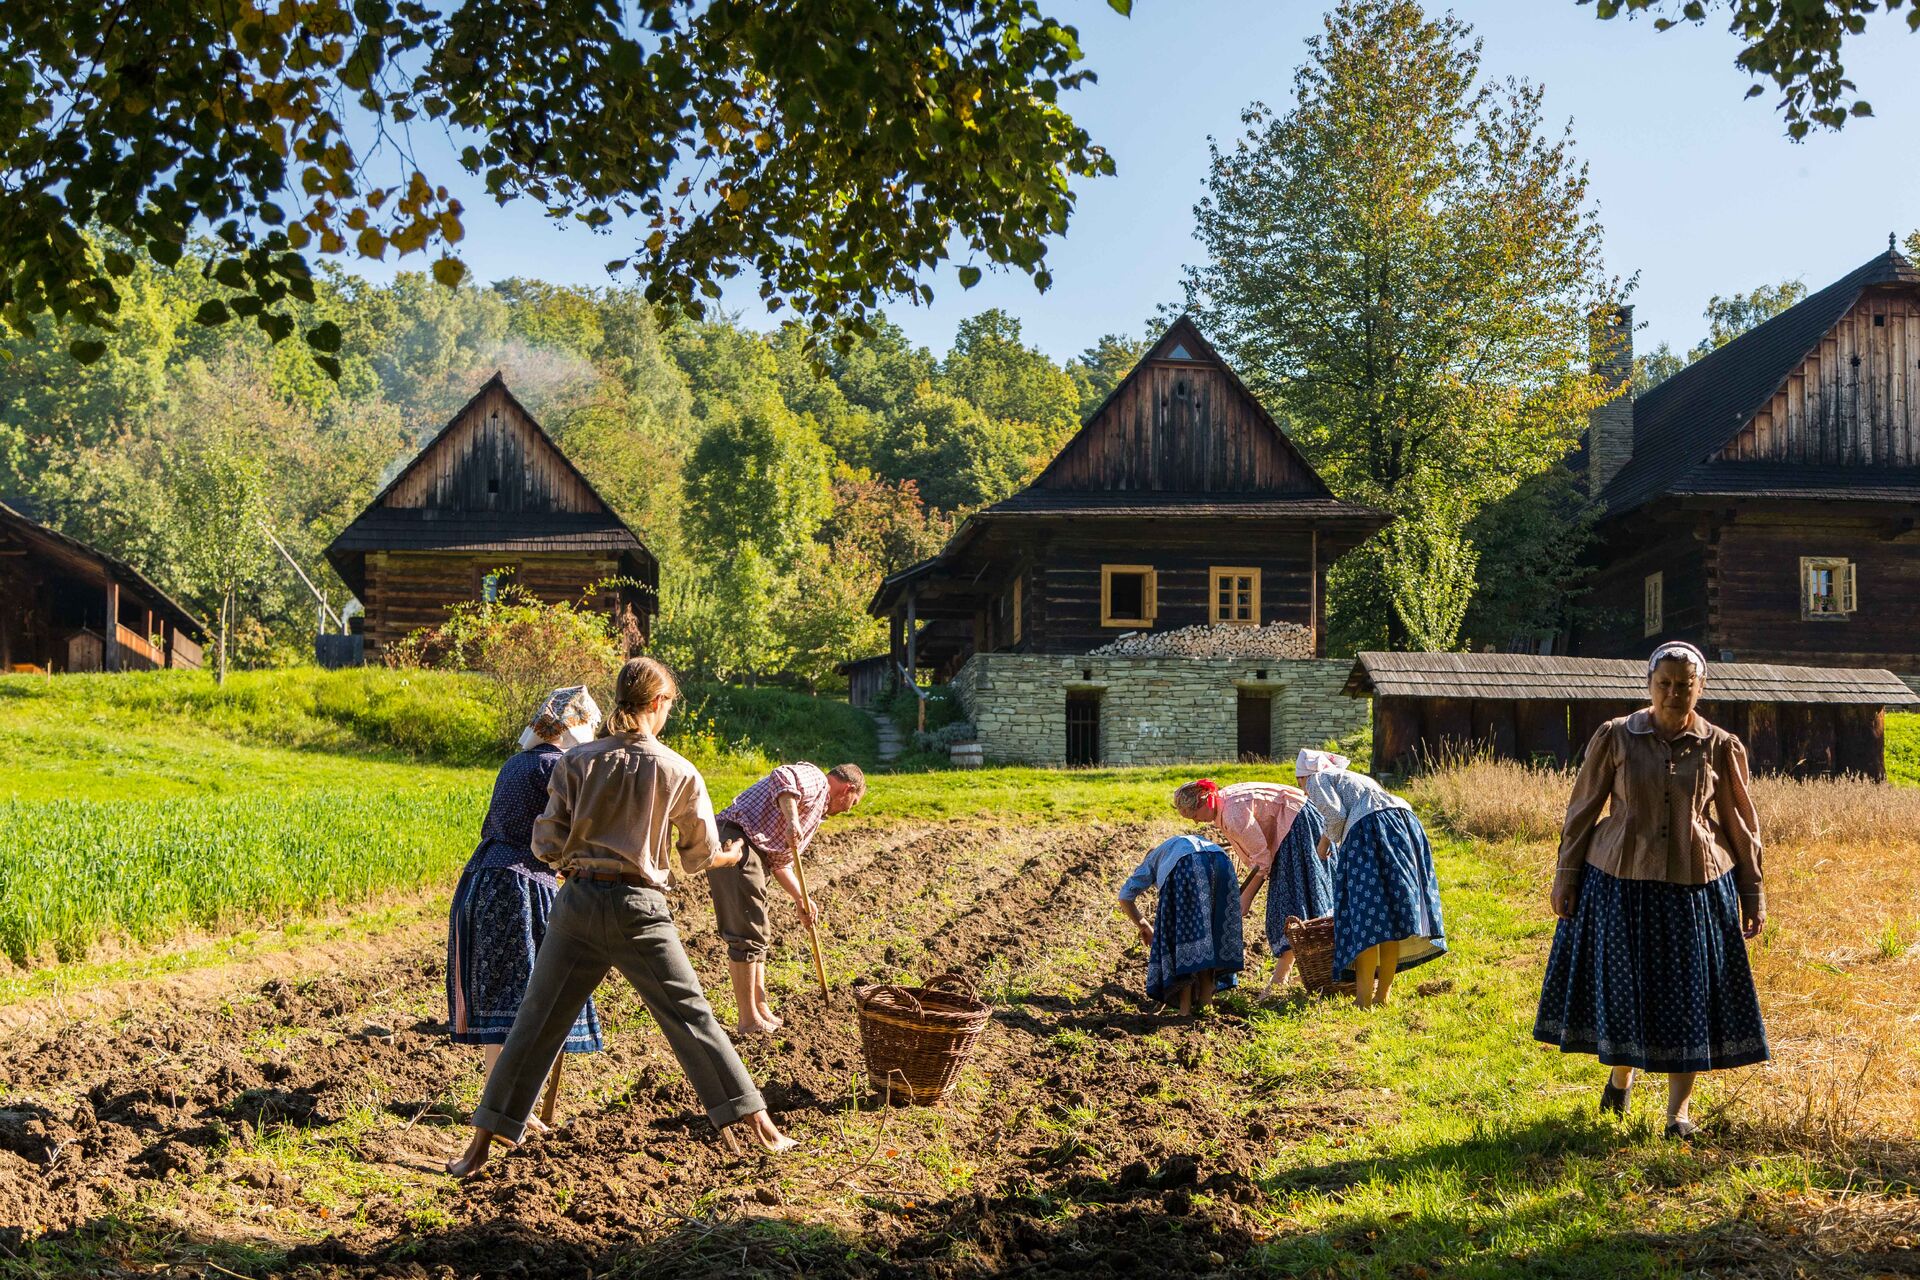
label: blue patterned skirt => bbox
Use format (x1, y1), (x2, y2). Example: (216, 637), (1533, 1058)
(1146, 846), (1245, 1002)
(1263, 804), (1333, 956)
(447, 861), (602, 1052)
(1332, 808), (1447, 981)
(1534, 865), (1768, 1073)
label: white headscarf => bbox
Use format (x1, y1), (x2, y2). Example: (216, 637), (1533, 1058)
(1295, 748), (1351, 779)
(1646, 641), (1707, 675)
(517, 685), (603, 751)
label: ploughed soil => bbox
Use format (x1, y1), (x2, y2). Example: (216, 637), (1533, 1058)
(0, 820), (1361, 1278)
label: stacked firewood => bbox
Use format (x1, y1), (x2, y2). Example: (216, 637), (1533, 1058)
(1088, 622), (1315, 659)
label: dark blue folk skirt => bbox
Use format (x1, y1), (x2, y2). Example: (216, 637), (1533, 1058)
(1146, 847), (1245, 1002)
(447, 863), (602, 1052)
(1264, 803), (1334, 956)
(1534, 865), (1768, 1073)
(1332, 808), (1447, 981)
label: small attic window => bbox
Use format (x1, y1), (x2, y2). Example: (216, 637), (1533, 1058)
(1875, 314), (1887, 326)
(488, 474), (501, 495)
(1165, 342), (1195, 360)
(1852, 355), (1862, 368)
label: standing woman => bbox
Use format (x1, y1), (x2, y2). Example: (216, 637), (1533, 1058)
(447, 657), (792, 1178)
(1297, 749), (1447, 1009)
(447, 685), (606, 1098)
(1534, 641), (1767, 1140)
(1172, 778), (1331, 995)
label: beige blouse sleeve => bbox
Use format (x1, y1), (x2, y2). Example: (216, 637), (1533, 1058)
(1715, 734), (1764, 909)
(1555, 722), (1616, 889)
(532, 752), (577, 869)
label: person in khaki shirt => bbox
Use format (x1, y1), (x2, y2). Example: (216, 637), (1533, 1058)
(1533, 641), (1769, 1141)
(447, 658), (794, 1177)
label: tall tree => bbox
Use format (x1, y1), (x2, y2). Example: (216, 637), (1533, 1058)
(2, 0), (1122, 369)
(1066, 333), (1148, 419)
(1183, 0), (1611, 651)
(1585, 1), (1917, 138)
(682, 393), (831, 570)
(174, 436), (275, 684)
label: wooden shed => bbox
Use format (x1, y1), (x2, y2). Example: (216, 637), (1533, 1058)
(1, 501), (206, 673)
(1345, 651), (1920, 780)
(324, 374), (657, 659)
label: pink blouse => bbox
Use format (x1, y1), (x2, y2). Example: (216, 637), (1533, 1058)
(1214, 782), (1310, 874)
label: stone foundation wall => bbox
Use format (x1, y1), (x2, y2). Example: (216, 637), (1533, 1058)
(952, 654), (1368, 767)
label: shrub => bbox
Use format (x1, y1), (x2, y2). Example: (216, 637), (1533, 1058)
(913, 721), (977, 753)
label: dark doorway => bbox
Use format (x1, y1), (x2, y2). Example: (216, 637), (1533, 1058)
(1066, 692), (1101, 766)
(1237, 690), (1272, 761)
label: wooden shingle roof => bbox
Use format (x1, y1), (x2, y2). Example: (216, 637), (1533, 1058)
(1599, 247), (1920, 516)
(1344, 651), (1920, 706)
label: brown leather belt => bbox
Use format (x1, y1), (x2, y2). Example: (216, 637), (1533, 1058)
(571, 869), (651, 886)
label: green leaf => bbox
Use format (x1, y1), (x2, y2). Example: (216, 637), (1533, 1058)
(1107, 0), (1131, 13)
(431, 256), (467, 287)
(957, 265), (982, 288)
(306, 320), (343, 353)
(314, 354), (343, 381)
(68, 337), (107, 364)
(193, 300), (232, 327)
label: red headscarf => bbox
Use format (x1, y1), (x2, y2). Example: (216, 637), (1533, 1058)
(1191, 778), (1221, 808)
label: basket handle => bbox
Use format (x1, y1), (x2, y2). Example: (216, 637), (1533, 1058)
(922, 972), (978, 1000)
(1285, 916), (1304, 929)
(856, 984), (924, 1017)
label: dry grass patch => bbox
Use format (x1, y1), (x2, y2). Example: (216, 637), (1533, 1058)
(1411, 759), (1920, 1168)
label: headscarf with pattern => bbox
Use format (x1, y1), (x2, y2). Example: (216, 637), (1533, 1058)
(518, 685), (603, 751)
(1294, 748), (1351, 779)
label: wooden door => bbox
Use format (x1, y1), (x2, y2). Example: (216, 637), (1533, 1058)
(1237, 691), (1272, 761)
(1066, 692), (1101, 766)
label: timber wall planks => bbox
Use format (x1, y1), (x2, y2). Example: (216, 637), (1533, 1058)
(363, 551), (619, 654)
(1721, 291), (1920, 465)
(384, 384), (600, 514)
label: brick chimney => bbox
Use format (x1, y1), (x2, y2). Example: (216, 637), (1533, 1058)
(1588, 304), (1635, 494)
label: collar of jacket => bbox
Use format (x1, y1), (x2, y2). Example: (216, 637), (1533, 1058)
(1624, 708), (1710, 740)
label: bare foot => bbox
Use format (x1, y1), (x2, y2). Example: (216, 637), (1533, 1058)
(740, 1110), (797, 1154)
(735, 1018), (781, 1037)
(758, 1010), (784, 1030)
(523, 1115), (551, 1136)
(445, 1127), (508, 1179)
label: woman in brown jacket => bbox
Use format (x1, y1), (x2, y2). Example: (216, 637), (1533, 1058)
(1533, 641), (1768, 1140)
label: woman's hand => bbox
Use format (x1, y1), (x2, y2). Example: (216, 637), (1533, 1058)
(1135, 921), (1155, 947)
(1550, 880), (1576, 920)
(1742, 900), (1766, 940)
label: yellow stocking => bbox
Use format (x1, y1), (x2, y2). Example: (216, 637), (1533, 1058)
(1352, 945), (1381, 1009)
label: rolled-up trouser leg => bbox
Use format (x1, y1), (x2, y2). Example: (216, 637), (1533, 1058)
(708, 824), (771, 963)
(471, 881), (609, 1143)
(610, 887), (766, 1128)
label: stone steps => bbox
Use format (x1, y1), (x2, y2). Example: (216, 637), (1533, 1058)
(867, 707), (905, 764)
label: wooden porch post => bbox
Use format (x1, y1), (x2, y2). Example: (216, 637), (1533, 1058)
(905, 586), (918, 684)
(103, 579), (121, 671)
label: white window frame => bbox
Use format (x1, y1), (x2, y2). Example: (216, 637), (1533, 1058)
(1801, 556), (1856, 620)
(1642, 571), (1663, 637)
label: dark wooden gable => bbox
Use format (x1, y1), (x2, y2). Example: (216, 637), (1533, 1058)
(1032, 316), (1332, 496)
(379, 374), (608, 517)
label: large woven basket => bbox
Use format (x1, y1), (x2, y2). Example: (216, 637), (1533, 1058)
(853, 972), (992, 1105)
(1285, 914), (1355, 997)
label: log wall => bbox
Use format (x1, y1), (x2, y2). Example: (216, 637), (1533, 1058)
(363, 551), (621, 655)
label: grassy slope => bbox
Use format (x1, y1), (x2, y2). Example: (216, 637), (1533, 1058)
(1885, 710), (1920, 786)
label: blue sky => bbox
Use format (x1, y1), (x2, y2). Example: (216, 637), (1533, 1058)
(356, 2), (1920, 365)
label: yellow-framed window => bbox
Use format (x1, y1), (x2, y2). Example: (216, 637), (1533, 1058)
(1209, 566), (1261, 625)
(1643, 571), (1663, 636)
(1100, 564), (1157, 628)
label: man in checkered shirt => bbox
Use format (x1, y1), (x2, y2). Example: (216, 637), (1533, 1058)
(710, 761), (866, 1034)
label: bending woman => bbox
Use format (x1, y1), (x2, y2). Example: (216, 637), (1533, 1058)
(1297, 749), (1447, 1009)
(1534, 640), (1767, 1140)
(1117, 833), (1245, 1016)
(447, 657), (792, 1177)
(447, 686), (605, 1115)
(1173, 778), (1330, 996)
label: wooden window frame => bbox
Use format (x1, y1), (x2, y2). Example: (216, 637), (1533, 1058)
(1643, 571), (1663, 637)
(1210, 566), (1261, 626)
(1800, 556), (1856, 620)
(1011, 575), (1023, 644)
(1099, 564), (1157, 628)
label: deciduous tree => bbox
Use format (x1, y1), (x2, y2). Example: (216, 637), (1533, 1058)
(1183, 0), (1612, 650)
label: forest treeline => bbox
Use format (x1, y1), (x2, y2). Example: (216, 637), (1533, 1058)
(0, 248), (1147, 686)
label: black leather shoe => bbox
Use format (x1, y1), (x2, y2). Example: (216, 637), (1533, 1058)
(1664, 1119), (1698, 1141)
(1600, 1080), (1631, 1115)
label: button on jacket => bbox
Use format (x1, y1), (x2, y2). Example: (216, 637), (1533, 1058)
(1555, 711), (1763, 908)
(532, 732), (720, 888)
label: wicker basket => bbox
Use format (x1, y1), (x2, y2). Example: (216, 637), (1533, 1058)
(853, 972), (992, 1105)
(1285, 914), (1355, 997)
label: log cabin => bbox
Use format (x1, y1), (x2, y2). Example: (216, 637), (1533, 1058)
(1346, 651), (1919, 780)
(861, 316), (1389, 766)
(325, 374), (657, 660)
(0, 501), (206, 673)
(1571, 243), (1920, 677)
